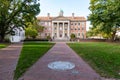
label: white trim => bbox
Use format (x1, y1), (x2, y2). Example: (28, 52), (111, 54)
(57, 22), (59, 38)
(52, 21), (69, 23)
(63, 22), (65, 38)
(52, 20), (70, 40)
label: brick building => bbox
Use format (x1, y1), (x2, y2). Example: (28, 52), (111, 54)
(37, 10), (86, 40)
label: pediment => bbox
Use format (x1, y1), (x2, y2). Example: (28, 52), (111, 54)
(52, 16), (70, 21)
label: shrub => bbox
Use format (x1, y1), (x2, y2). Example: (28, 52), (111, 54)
(24, 38), (48, 41)
(47, 35), (52, 41)
(25, 27), (38, 39)
(70, 34), (76, 41)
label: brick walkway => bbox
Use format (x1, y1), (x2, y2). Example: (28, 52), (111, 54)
(0, 43), (23, 80)
(20, 42), (102, 80)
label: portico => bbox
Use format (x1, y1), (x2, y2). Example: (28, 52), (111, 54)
(52, 21), (70, 40)
(37, 10), (87, 40)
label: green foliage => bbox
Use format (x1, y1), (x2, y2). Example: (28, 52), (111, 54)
(31, 29), (38, 39)
(87, 26), (113, 39)
(69, 42), (120, 79)
(88, 0), (120, 40)
(25, 21), (44, 38)
(47, 35), (51, 41)
(0, 0), (40, 42)
(25, 21), (45, 39)
(25, 27), (38, 39)
(87, 27), (100, 37)
(86, 31), (93, 38)
(34, 22), (44, 33)
(14, 42), (54, 80)
(70, 34), (76, 40)
(0, 44), (7, 48)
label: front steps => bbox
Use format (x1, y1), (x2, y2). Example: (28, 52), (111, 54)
(52, 38), (70, 42)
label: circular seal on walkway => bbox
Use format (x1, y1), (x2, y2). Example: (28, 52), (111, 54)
(48, 61), (75, 71)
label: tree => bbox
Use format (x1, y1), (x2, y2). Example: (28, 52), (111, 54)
(88, 0), (120, 41)
(25, 20), (44, 38)
(25, 22), (38, 39)
(47, 35), (52, 41)
(0, 0), (40, 42)
(70, 34), (76, 41)
(87, 26), (111, 39)
(25, 27), (38, 39)
(34, 20), (44, 37)
(87, 27), (100, 37)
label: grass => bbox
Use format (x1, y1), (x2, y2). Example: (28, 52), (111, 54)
(68, 42), (120, 79)
(14, 42), (54, 80)
(0, 43), (8, 49)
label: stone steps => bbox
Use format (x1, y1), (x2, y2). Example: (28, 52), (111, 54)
(53, 38), (69, 42)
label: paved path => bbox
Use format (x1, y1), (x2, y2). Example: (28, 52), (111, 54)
(0, 43), (23, 80)
(20, 43), (102, 80)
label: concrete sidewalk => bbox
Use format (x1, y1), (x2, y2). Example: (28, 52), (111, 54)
(20, 42), (102, 80)
(0, 43), (23, 80)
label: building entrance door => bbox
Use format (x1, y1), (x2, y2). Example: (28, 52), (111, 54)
(60, 34), (62, 37)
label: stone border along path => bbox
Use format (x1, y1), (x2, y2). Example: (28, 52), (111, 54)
(19, 42), (103, 80)
(0, 42), (23, 80)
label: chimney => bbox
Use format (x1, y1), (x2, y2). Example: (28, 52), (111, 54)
(72, 13), (74, 18)
(47, 13), (50, 19)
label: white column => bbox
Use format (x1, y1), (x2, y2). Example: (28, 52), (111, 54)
(52, 22), (54, 39)
(68, 22), (70, 39)
(57, 22), (59, 38)
(63, 22), (65, 38)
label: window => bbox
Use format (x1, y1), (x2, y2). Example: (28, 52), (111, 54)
(81, 22), (84, 27)
(54, 23), (57, 27)
(75, 23), (77, 25)
(45, 33), (47, 36)
(45, 22), (47, 26)
(54, 27), (57, 30)
(71, 23), (73, 25)
(78, 33), (80, 36)
(82, 27), (84, 30)
(82, 33), (84, 39)
(40, 22), (44, 25)
(49, 22), (51, 26)
(65, 23), (68, 27)
(44, 28), (47, 30)
(65, 33), (67, 37)
(54, 33), (57, 37)
(59, 24), (62, 27)
(65, 26), (67, 30)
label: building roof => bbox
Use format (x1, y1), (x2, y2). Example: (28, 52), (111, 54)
(37, 16), (86, 21)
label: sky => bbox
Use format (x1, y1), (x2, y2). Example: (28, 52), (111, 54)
(38, 0), (91, 31)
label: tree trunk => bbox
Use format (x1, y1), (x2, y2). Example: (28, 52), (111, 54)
(111, 31), (116, 42)
(0, 33), (5, 42)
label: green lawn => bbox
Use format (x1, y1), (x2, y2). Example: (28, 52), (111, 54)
(14, 42), (54, 80)
(68, 42), (120, 79)
(0, 43), (8, 48)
